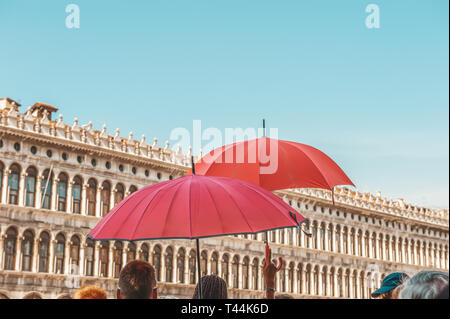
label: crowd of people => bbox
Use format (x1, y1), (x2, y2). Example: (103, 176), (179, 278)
(70, 256), (449, 300)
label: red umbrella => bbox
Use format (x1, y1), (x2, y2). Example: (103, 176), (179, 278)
(88, 173), (306, 297)
(189, 136), (354, 201)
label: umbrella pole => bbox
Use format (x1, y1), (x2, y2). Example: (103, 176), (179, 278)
(196, 238), (203, 299)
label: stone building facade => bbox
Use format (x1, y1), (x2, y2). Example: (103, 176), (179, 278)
(0, 97), (448, 299)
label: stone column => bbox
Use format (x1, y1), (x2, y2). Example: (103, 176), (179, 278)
(64, 242), (71, 274)
(35, 176), (42, 209)
(285, 268), (290, 293)
(122, 248), (128, 272)
(161, 252), (166, 282)
(79, 244), (85, 276)
(51, 178), (58, 211)
(15, 236), (23, 271)
(110, 189), (116, 210)
(48, 239), (55, 273)
(108, 245), (114, 277)
(1, 169), (8, 204)
(293, 268), (298, 294)
(66, 181), (73, 213)
(238, 262), (243, 289)
(93, 243), (100, 277)
(32, 238), (39, 272)
(19, 173), (26, 206)
(184, 253), (189, 284)
(0, 235), (5, 270)
(96, 186), (103, 218)
(81, 184), (87, 216)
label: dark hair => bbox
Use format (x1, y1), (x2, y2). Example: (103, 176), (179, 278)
(192, 275), (228, 299)
(118, 260), (156, 299)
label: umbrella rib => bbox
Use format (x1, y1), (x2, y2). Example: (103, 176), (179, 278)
(207, 178), (255, 233)
(202, 181), (227, 235)
(159, 180), (186, 237)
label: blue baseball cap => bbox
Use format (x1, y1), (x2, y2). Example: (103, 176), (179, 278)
(371, 272), (409, 298)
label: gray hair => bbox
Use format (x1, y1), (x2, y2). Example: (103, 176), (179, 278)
(399, 271), (449, 299)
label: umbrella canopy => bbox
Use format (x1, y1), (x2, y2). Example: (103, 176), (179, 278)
(188, 136), (354, 192)
(88, 174), (306, 241)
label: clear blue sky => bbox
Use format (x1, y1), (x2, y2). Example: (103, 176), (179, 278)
(1, 1), (448, 209)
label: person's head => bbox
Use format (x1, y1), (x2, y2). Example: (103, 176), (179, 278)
(399, 271), (449, 299)
(192, 275), (228, 299)
(74, 285), (107, 299)
(275, 293), (294, 299)
(117, 260), (157, 299)
(371, 273), (409, 299)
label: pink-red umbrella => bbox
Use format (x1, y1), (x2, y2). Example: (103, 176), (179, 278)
(189, 136), (355, 198)
(89, 175), (306, 240)
(88, 173), (306, 298)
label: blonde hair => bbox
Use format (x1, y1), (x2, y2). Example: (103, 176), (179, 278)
(74, 285), (107, 299)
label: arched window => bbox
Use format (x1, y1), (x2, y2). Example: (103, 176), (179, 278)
(279, 229), (285, 245)
(305, 264), (311, 295)
(101, 181), (111, 217)
(352, 270), (358, 298)
(4, 227), (17, 270)
(359, 272), (365, 299)
(391, 237), (397, 262)
(279, 265), (286, 292)
(99, 242), (109, 277)
(364, 231), (370, 257)
(343, 227), (348, 254)
(38, 232), (50, 273)
(41, 169), (53, 209)
(189, 250), (196, 284)
(357, 230), (363, 257)
(87, 179), (97, 216)
(335, 226), (341, 253)
(398, 238), (403, 263)
(177, 248), (185, 283)
(139, 243), (149, 262)
(313, 266), (319, 295)
(350, 229), (356, 255)
(232, 255), (239, 288)
(113, 242), (123, 278)
(200, 250), (207, 277)
(8, 164), (21, 205)
(57, 173), (68, 211)
(329, 267), (335, 297)
(371, 233), (377, 258)
(211, 252), (219, 275)
(337, 269), (343, 297)
(288, 262), (295, 293)
(322, 267), (328, 296)
(320, 223), (326, 250)
(22, 230), (34, 271)
(54, 233), (66, 274)
(385, 235), (390, 261)
(153, 245), (162, 281)
(327, 224), (333, 252)
(221, 254), (229, 285)
(345, 269), (351, 298)
(165, 247), (174, 282)
(252, 258), (259, 290)
(114, 184), (125, 206)
(69, 235), (80, 274)
(72, 176), (82, 214)
(129, 185), (138, 194)
(312, 222), (318, 249)
(85, 239), (95, 276)
(378, 234), (383, 259)
(242, 257), (250, 289)
(297, 263), (303, 294)
(127, 242), (136, 263)
(25, 167), (37, 207)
